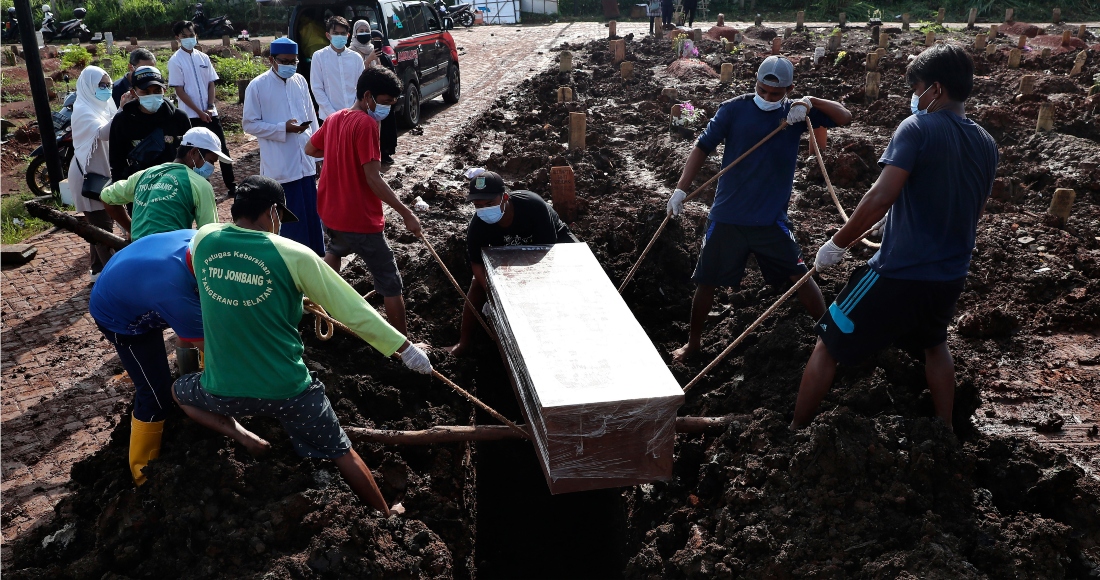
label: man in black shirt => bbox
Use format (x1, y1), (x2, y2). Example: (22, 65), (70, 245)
(445, 170), (576, 356)
(109, 66), (192, 184)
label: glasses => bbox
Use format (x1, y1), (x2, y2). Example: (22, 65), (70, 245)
(97, 82), (111, 89)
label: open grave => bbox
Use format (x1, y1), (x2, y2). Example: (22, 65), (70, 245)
(8, 15), (1100, 579)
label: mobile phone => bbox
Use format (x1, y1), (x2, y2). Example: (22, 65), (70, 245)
(301, 120), (313, 128)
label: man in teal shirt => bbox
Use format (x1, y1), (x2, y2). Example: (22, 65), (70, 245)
(172, 175), (431, 516)
(99, 127), (229, 240)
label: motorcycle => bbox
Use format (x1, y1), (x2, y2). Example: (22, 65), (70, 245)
(435, 0), (475, 27)
(192, 3), (235, 38)
(39, 5), (93, 43)
(3, 7), (19, 42)
(26, 91), (76, 198)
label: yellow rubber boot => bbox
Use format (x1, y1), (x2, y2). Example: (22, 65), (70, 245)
(129, 415), (164, 486)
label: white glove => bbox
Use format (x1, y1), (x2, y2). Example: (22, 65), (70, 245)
(481, 300), (492, 318)
(400, 343), (432, 375)
(787, 96), (813, 125)
(870, 211), (888, 237)
(667, 188), (687, 217)
(814, 238), (846, 270)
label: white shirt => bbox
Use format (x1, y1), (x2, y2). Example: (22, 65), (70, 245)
(167, 48), (220, 118)
(242, 69), (319, 184)
(309, 45), (365, 120)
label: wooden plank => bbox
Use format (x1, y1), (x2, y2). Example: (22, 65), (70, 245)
(483, 244), (684, 494)
(1, 244), (38, 265)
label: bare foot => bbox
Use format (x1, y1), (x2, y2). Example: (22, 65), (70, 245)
(444, 342), (470, 357)
(389, 502), (405, 517)
(671, 343), (699, 363)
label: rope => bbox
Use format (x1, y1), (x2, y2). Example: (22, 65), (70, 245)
(682, 226), (876, 393)
(301, 297), (526, 438)
(804, 116), (881, 249)
(618, 120), (790, 294)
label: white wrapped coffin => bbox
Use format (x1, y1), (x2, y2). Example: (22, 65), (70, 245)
(483, 244), (684, 494)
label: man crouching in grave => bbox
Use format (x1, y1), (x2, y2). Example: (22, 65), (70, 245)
(172, 175), (432, 515)
(446, 169), (578, 356)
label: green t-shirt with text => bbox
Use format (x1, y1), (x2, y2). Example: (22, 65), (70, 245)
(100, 162), (217, 240)
(190, 223), (407, 399)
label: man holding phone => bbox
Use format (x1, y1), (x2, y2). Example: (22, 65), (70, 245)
(242, 37), (325, 255)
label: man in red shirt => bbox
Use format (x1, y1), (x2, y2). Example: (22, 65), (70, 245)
(305, 67), (420, 335)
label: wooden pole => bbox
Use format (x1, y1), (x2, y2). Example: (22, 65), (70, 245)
(237, 79), (249, 103)
(1048, 188), (1075, 225)
(839, 12), (846, 28)
(250, 39), (261, 56)
(902, 13), (909, 31)
(1078, 24), (1087, 39)
(130, 36), (138, 46)
(1062, 30), (1072, 45)
(720, 62), (733, 82)
(867, 52), (880, 71)
(221, 35), (231, 47)
(1035, 102), (1054, 132)
(669, 103), (682, 132)
(1052, 8), (1061, 24)
(975, 33), (987, 50)
(560, 50), (572, 72)
(1005, 8), (1014, 23)
(620, 60), (634, 80)
(611, 39), (625, 64)
(549, 166), (577, 222)
(926, 31), (935, 46)
(771, 37), (781, 54)
(557, 86), (572, 102)
(569, 112), (586, 150)
(990, 24), (999, 38)
(1019, 74), (1036, 95)
(693, 28), (702, 42)
(937, 8), (945, 24)
(986, 42), (997, 56)
(661, 86), (677, 100)
(1042, 47), (1051, 59)
(1071, 51), (1087, 74)
(878, 32), (888, 49)
(967, 7), (977, 29)
(418, 235), (496, 338)
(1008, 48), (1021, 68)
(24, 199), (130, 251)
(865, 71), (880, 100)
(1017, 34), (1027, 49)
(716, 13), (724, 26)
(609, 19), (616, 38)
(795, 10), (804, 31)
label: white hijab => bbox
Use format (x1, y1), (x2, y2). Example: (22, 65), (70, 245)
(71, 66), (116, 168)
(350, 19), (374, 60)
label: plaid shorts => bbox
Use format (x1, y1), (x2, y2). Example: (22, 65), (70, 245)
(173, 372), (351, 459)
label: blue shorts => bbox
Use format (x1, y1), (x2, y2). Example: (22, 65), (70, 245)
(173, 372), (351, 459)
(691, 218), (808, 288)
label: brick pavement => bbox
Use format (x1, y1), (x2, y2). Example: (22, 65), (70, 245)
(0, 20), (653, 565)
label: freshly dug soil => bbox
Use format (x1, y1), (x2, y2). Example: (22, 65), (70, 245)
(8, 22), (1100, 579)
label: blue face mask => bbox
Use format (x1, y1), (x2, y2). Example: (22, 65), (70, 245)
(181, 37), (197, 50)
(368, 103), (391, 121)
(753, 93), (784, 111)
(193, 154), (215, 179)
(331, 34), (348, 49)
(276, 64), (297, 79)
(476, 198), (505, 224)
(95, 87), (112, 102)
(138, 93), (163, 112)
(910, 85), (934, 116)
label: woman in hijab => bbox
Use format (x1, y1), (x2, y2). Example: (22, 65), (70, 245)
(349, 19), (379, 67)
(68, 65), (118, 282)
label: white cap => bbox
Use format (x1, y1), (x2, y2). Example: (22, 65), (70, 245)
(181, 127), (233, 164)
(757, 55), (794, 88)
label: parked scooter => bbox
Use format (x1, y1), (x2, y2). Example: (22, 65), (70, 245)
(435, 0), (475, 27)
(39, 4), (92, 43)
(3, 7), (19, 42)
(26, 91), (76, 198)
(192, 3), (235, 38)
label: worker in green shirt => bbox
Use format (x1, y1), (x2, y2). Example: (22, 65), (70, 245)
(172, 175), (432, 516)
(98, 127), (229, 240)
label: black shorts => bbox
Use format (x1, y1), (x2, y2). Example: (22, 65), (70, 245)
(815, 265), (966, 365)
(691, 218), (808, 288)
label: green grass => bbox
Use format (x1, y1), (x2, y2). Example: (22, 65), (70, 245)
(1, 193), (57, 245)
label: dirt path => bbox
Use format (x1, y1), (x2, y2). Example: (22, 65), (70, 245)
(0, 21), (642, 565)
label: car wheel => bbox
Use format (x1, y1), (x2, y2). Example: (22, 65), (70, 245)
(459, 11), (474, 27)
(399, 81), (420, 128)
(442, 64), (460, 104)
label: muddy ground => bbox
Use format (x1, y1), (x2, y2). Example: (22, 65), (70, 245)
(8, 20), (1100, 579)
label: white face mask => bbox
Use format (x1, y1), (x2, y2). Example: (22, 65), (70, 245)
(476, 198), (505, 224)
(753, 93), (785, 111)
(910, 85), (935, 116)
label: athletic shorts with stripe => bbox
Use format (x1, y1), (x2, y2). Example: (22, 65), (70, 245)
(815, 265), (966, 365)
(691, 218), (808, 288)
